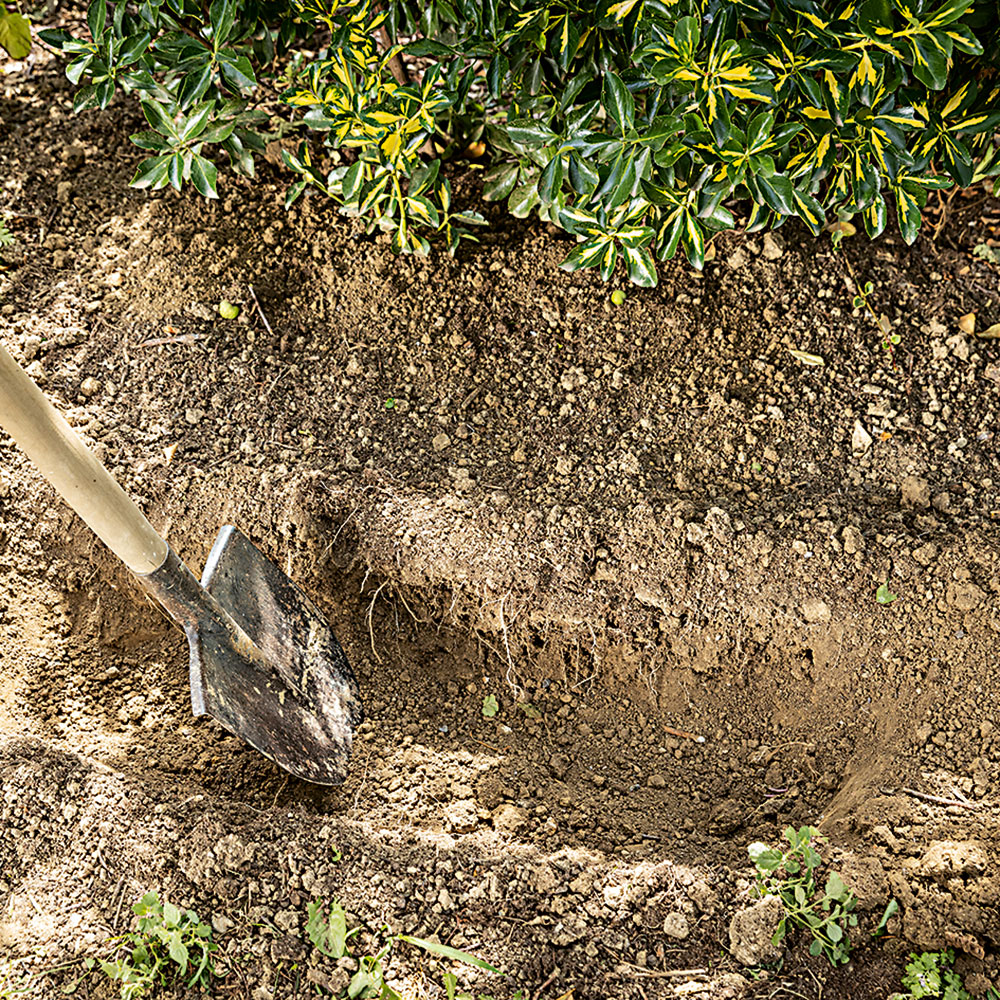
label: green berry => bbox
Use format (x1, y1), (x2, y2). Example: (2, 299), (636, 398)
(611, 289), (626, 306)
(218, 300), (240, 319)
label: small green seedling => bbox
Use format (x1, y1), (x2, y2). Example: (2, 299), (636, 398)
(481, 695), (498, 718)
(97, 892), (216, 999)
(385, 397), (396, 409)
(877, 583), (898, 605)
(973, 243), (1000, 265)
(873, 898), (899, 937)
(611, 289), (626, 306)
(306, 899), (350, 958)
(748, 825), (858, 966)
(0, 959), (32, 999)
(304, 902), (503, 1000)
(218, 300), (240, 319)
(0, 220), (15, 249)
(890, 949), (971, 1000)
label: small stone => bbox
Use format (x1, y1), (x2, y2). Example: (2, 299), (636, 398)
(548, 754), (570, 780)
(901, 475), (931, 508)
(444, 799), (478, 834)
(802, 598), (831, 623)
(729, 895), (784, 966)
(913, 543), (937, 566)
(662, 912), (689, 939)
(185, 408), (204, 425)
(308, 969), (350, 994)
(432, 432), (451, 452)
(762, 233), (784, 260)
(270, 934), (305, 962)
(647, 773), (667, 788)
(56, 180), (73, 203)
(345, 356), (363, 376)
(852, 419), (872, 455)
(842, 526), (864, 555)
(727, 248), (748, 270)
(211, 914), (234, 934)
(491, 803), (529, 835)
(80, 377), (101, 397)
(438, 888), (454, 909)
(555, 455), (574, 475)
(947, 582), (986, 611)
(932, 491), (953, 514)
(61, 143), (86, 170)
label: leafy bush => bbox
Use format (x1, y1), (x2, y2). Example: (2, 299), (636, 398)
(38, 0), (1000, 284)
(748, 824), (858, 966)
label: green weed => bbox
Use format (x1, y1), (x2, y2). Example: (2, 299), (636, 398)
(305, 900), (503, 999)
(973, 244), (1000, 266)
(748, 825), (858, 966)
(0, 960), (32, 1000)
(481, 695), (498, 718)
(890, 949), (970, 1000)
(96, 892), (216, 999)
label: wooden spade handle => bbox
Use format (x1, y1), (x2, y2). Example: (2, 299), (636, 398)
(0, 341), (168, 574)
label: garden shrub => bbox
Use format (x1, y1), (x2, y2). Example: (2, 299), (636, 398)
(35, 0), (1000, 285)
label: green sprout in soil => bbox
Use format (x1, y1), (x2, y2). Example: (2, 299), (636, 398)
(890, 949), (971, 1000)
(748, 825), (858, 966)
(973, 244), (1000, 266)
(96, 892), (217, 999)
(306, 900), (502, 1000)
(0, 959), (32, 1000)
(877, 582), (898, 605)
(481, 694), (498, 718)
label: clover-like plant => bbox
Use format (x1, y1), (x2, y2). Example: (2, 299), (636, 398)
(748, 825), (858, 966)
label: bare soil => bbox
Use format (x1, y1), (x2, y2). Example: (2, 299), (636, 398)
(2, 31), (1000, 1000)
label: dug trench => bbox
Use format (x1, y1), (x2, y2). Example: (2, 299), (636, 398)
(2, 47), (1000, 1000)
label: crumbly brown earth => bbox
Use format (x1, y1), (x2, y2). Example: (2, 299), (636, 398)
(2, 29), (1000, 1000)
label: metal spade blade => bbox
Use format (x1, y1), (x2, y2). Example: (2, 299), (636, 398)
(0, 340), (362, 785)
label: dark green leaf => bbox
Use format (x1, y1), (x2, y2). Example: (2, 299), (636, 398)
(141, 97), (178, 137)
(190, 154), (219, 198)
(219, 54), (255, 92)
(87, 0), (107, 40)
(177, 61), (213, 109)
(602, 72), (634, 134)
(130, 154), (171, 189)
(538, 154), (564, 205)
(483, 162), (519, 201)
(209, 0), (236, 45)
(130, 129), (170, 150)
(506, 119), (556, 147)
